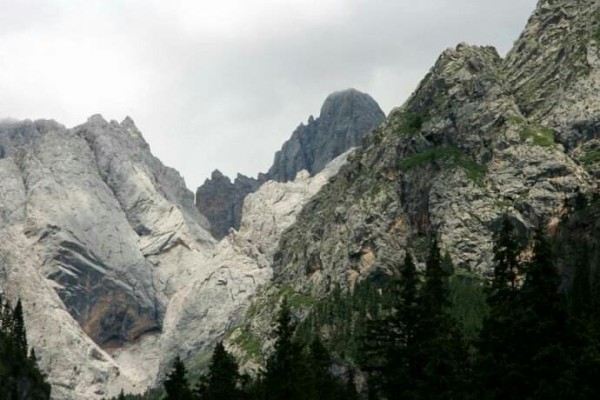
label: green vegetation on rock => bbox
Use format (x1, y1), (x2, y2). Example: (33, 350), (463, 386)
(280, 285), (317, 309)
(228, 328), (262, 361)
(519, 126), (557, 148)
(448, 269), (489, 341)
(580, 149), (600, 165)
(594, 16), (600, 42)
(394, 111), (429, 135)
(399, 146), (486, 185)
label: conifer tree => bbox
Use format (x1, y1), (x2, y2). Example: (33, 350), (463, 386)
(196, 341), (241, 400)
(12, 299), (28, 357)
(411, 239), (469, 399)
(478, 217), (527, 399)
(164, 355), (193, 400)
(379, 253), (421, 398)
(489, 216), (523, 302)
(263, 297), (310, 400)
(516, 231), (573, 398)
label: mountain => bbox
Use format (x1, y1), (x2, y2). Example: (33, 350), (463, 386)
(3, 0), (600, 397)
(0, 113), (352, 398)
(0, 115), (217, 398)
(227, 0), (600, 364)
(195, 89), (385, 239)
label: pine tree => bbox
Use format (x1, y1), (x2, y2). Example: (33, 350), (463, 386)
(307, 337), (338, 400)
(477, 217), (527, 399)
(380, 253), (421, 398)
(196, 341), (241, 400)
(516, 231), (573, 398)
(263, 297), (311, 400)
(410, 239), (469, 399)
(164, 355), (193, 400)
(490, 216), (523, 301)
(12, 299), (28, 357)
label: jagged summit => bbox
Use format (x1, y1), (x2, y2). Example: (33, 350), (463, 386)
(196, 89), (385, 239)
(267, 88), (385, 182)
(320, 88), (382, 120)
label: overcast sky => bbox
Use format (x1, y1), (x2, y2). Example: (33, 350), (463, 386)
(0, 0), (538, 189)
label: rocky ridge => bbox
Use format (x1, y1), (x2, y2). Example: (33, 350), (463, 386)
(0, 115), (216, 398)
(0, 113), (351, 398)
(229, 0), (600, 362)
(196, 89), (385, 239)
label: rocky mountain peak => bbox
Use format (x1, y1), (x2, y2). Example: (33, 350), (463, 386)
(196, 89), (385, 240)
(209, 169), (230, 181)
(266, 88), (385, 182)
(319, 88), (381, 121)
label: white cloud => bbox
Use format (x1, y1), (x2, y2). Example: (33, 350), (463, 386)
(0, 0), (538, 188)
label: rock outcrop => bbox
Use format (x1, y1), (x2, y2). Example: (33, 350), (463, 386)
(195, 171), (261, 239)
(195, 89), (385, 239)
(159, 151), (351, 379)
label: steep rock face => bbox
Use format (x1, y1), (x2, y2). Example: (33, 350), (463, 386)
(195, 89), (385, 239)
(195, 171), (261, 239)
(272, 43), (590, 293)
(0, 114), (351, 397)
(505, 0), (600, 190)
(266, 89), (385, 182)
(156, 151), (351, 379)
(232, 5), (599, 356)
(0, 116), (215, 398)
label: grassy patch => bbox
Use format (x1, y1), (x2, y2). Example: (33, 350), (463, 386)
(520, 126), (557, 148)
(188, 350), (213, 381)
(394, 112), (429, 135)
(229, 328), (262, 359)
(580, 149), (600, 165)
(594, 19), (600, 42)
(399, 146), (486, 186)
(280, 285), (317, 309)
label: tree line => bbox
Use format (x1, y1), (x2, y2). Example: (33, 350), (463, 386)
(0, 296), (51, 399)
(120, 207), (600, 399)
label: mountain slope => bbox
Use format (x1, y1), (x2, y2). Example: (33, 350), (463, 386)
(230, 0), (599, 364)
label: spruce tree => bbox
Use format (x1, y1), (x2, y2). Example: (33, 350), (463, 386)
(517, 231), (573, 398)
(263, 297), (310, 400)
(164, 355), (193, 400)
(196, 341), (241, 400)
(411, 239), (469, 399)
(478, 217), (527, 399)
(490, 216), (523, 301)
(380, 253), (421, 398)
(12, 299), (28, 357)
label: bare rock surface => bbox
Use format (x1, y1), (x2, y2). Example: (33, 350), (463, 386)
(0, 116), (215, 398)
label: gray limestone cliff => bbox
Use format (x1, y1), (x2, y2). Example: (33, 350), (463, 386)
(0, 116), (215, 398)
(195, 89), (385, 239)
(0, 113), (351, 398)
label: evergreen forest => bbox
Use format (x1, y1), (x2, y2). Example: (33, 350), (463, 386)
(113, 198), (600, 399)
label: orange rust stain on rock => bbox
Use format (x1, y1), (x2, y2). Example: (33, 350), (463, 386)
(388, 216), (405, 234)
